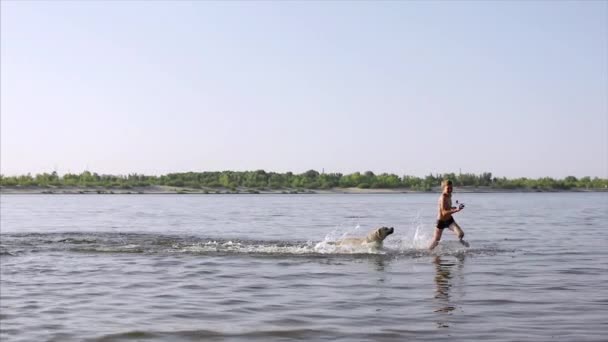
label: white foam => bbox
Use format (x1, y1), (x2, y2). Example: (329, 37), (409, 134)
(178, 240), (318, 255)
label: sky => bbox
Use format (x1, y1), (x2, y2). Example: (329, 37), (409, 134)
(1, 1), (607, 179)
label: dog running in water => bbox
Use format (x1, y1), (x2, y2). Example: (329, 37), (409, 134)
(336, 226), (394, 248)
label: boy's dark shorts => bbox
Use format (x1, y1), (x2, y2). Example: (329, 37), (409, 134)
(436, 217), (455, 229)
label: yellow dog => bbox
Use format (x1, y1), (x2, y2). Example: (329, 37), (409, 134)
(337, 226), (394, 248)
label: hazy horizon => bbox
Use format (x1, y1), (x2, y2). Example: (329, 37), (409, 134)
(2, 1), (607, 179)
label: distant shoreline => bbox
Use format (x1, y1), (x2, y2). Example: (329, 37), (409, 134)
(1, 185), (606, 195)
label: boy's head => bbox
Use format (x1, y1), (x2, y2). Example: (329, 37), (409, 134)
(441, 179), (453, 193)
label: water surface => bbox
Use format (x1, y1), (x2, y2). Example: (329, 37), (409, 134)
(1, 193), (607, 341)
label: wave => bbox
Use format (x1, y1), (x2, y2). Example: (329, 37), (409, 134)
(90, 327), (410, 342)
(0, 232), (513, 258)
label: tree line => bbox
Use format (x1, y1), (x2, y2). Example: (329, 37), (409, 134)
(1, 170), (606, 191)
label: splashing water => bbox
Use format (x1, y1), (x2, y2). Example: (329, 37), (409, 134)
(2, 219), (493, 258)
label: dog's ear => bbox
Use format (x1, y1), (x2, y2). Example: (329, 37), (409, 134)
(375, 229), (382, 240)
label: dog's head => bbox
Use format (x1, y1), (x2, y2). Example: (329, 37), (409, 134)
(366, 226), (394, 242)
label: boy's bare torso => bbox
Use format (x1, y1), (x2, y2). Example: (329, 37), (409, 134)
(437, 193), (452, 220)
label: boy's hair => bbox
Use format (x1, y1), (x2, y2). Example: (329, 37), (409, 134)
(441, 179), (453, 187)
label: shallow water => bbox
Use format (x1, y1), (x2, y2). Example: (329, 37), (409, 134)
(1, 193), (607, 341)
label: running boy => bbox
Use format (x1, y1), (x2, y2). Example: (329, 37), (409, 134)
(429, 179), (468, 250)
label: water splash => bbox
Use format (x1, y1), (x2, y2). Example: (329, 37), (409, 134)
(0, 230), (511, 258)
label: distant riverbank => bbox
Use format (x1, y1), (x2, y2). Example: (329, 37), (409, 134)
(1, 185), (606, 195)
(3, 170), (606, 194)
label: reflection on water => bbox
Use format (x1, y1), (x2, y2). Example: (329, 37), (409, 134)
(433, 254), (465, 328)
(371, 254), (387, 272)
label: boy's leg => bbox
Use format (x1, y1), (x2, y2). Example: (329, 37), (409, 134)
(450, 222), (469, 247)
(429, 227), (444, 250)
(450, 222), (464, 239)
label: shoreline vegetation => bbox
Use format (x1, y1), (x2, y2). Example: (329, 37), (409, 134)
(1, 170), (606, 194)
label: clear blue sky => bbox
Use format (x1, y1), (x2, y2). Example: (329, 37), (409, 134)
(1, 1), (606, 178)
